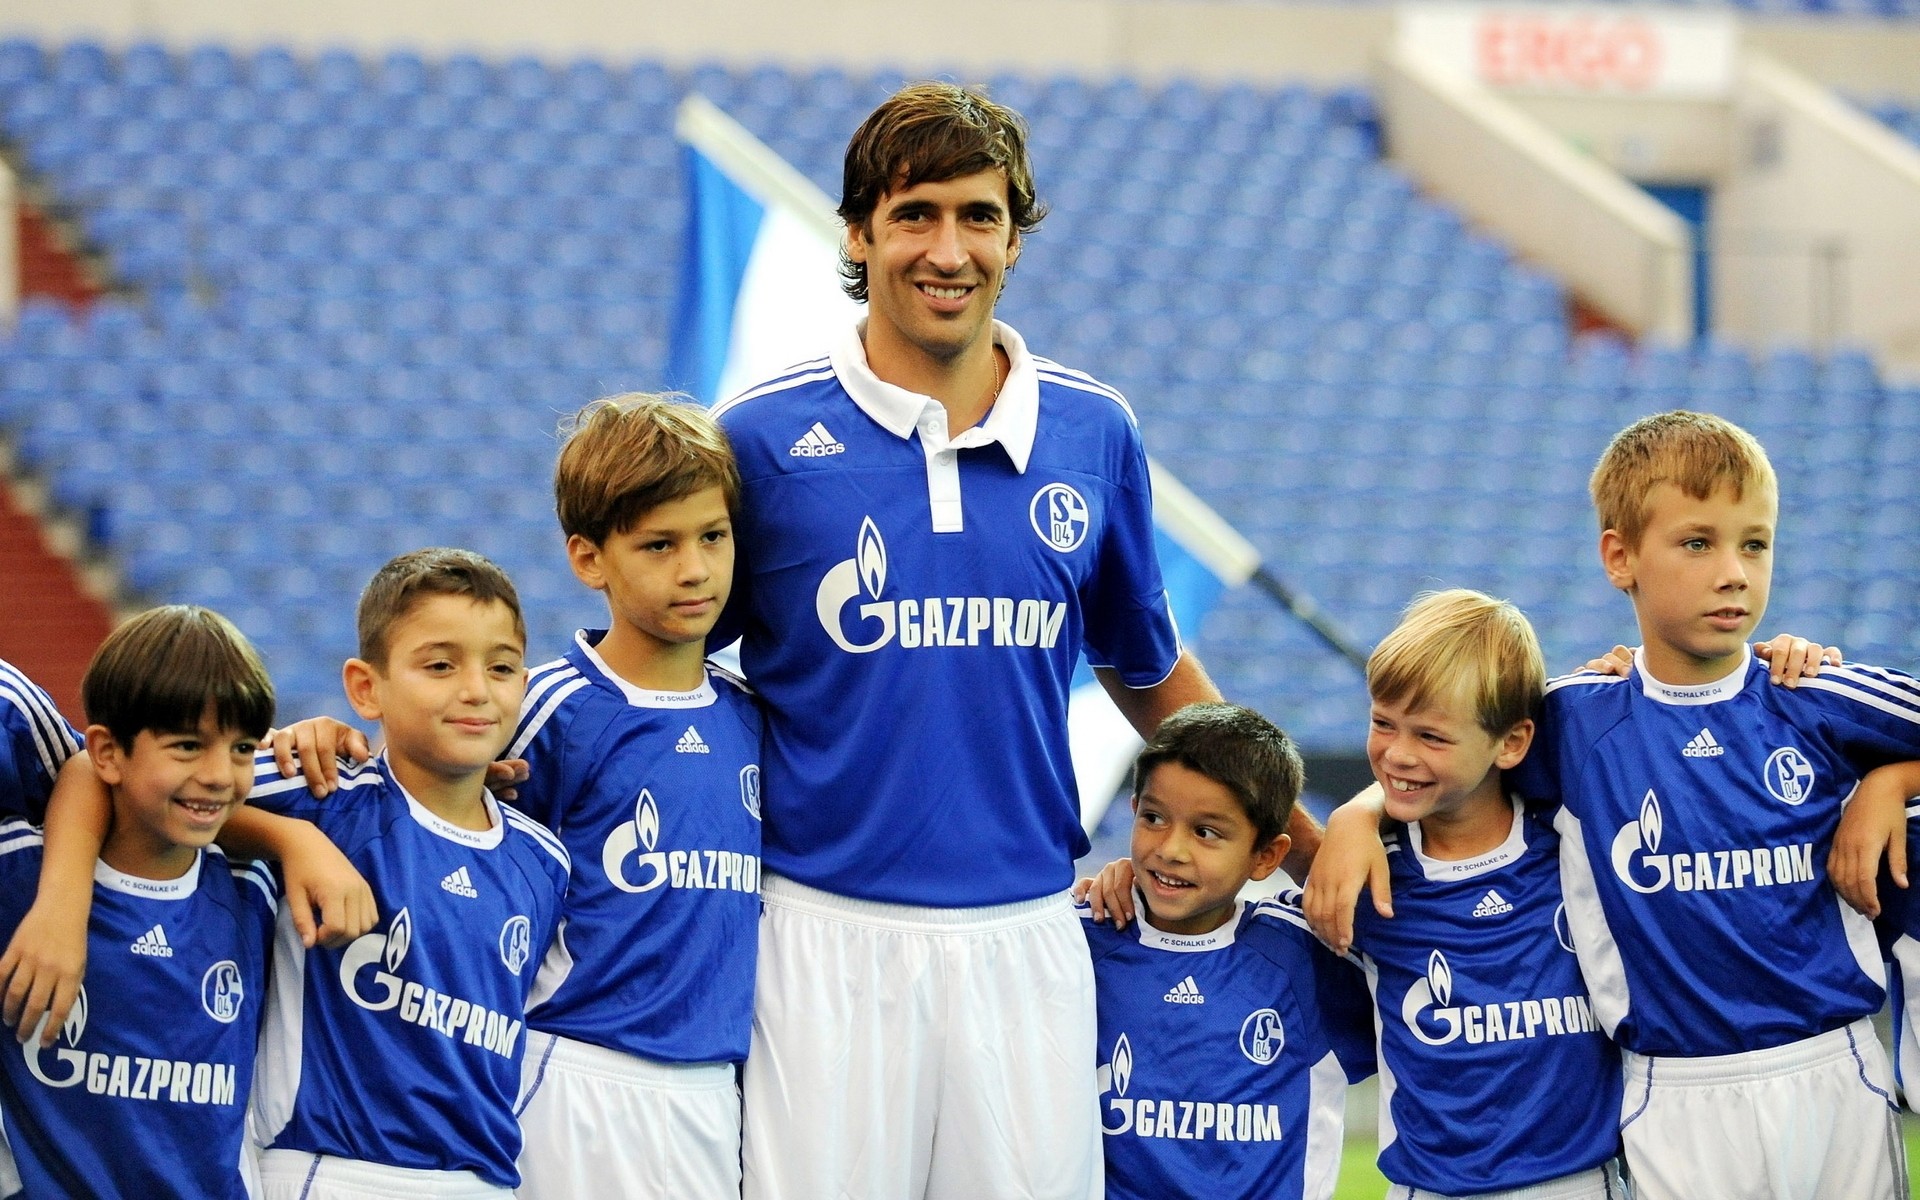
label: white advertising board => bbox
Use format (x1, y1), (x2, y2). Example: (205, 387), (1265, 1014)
(1399, 4), (1738, 98)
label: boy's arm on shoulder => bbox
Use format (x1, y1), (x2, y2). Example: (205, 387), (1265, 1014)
(221, 806), (377, 949)
(1301, 785), (1392, 955)
(0, 753), (109, 1047)
(1830, 760), (1920, 918)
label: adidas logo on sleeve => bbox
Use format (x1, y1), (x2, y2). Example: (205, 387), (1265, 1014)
(676, 727), (710, 754)
(1162, 976), (1206, 1004)
(1471, 890), (1514, 918)
(788, 422), (846, 458)
(1682, 728), (1726, 758)
(131, 924), (174, 957)
(440, 866), (479, 898)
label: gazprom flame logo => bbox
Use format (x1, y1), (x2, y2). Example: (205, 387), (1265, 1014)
(602, 788), (668, 894)
(1402, 950), (1463, 1046)
(1097, 1032), (1136, 1133)
(340, 908), (414, 1011)
(815, 517), (896, 653)
(23, 985), (90, 1088)
(1610, 790), (1672, 893)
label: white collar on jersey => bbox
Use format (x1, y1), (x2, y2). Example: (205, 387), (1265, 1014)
(1129, 888), (1243, 952)
(1405, 794), (1526, 881)
(95, 851), (202, 900)
(1635, 643), (1752, 706)
(831, 318), (1041, 473)
(380, 754), (505, 850)
(575, 629), (717, 709)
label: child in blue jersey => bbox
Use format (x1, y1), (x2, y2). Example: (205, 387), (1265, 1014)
(1310, 411), (1920, 1199)
(1356, 590), (1624, 1199)
(1080, 703), (1374, 1200)
(245, 549), (570, 1199)
(271, 396), (760, 1199)
(0, 607), (278, 1200)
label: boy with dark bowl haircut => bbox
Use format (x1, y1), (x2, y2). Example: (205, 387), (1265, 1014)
(0, 607), (278, 1199)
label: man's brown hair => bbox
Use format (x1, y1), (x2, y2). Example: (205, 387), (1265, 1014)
(1590, 410), (1777, 550)
(554, 393), (739, 546)
(356, 548), (526, 669)
(838, 81), (1046, 302)
(83, 605), (275, 749)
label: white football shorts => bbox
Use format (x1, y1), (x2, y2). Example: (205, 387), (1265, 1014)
(256, 1150), (510, 1199)
(1386, 1160), (1629, 1199)
(513, 1029), (741, 1200)
(742, 873), (1102, 1200)
(1619, 1017), (1906, 1199)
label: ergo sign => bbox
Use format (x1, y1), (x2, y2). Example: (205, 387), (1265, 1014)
(1398, 5), (1737, 98)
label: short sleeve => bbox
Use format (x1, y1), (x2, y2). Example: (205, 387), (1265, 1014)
(1080, 432), (1181, 688)
(1314, 946), (1378, 1082)
(0, 663), (82, 824)
(505, 694), (574, 831)
(1506, 697), (1562, 805)
(243, 749), (335, 822)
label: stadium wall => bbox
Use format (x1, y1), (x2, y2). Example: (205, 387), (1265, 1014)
(1, 0), (1917, 96)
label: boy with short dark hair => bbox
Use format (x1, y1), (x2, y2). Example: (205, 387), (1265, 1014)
(273, 395), (761, 1198)
(1081, 702), (1372, 1200)
(247, 548), (569, 1199)
(0, 608), (278, 1198)
(1312, 411), (1920, 1199)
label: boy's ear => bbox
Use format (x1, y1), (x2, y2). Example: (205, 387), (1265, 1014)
(85, 726), (127, 786)
(1495, 719), (1535, 770)
(1599, 528), (1636, 592)
(1248, 832), (1293, 884)
(565, 533), (608, 592)
(341, 659), (383, 723)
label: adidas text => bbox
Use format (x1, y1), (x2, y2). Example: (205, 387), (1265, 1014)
(441, 868), (478, 899)
(1162, 977), (1205, 1004)
(676, 728), (710, 754)
(131, 926), (173, 958)
(789, 423), (846, 458)
(1471, 891), (1513, 918)
(1683, 729), (1726, 758)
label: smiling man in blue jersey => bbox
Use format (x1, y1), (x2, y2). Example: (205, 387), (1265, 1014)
(714, 82), (1319, 1199)
(0, 609), (277, 1200)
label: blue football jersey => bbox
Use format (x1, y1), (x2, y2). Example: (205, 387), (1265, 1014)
(246, 754), (569, 1187)
(0, 821), (275, 1200)
(1352, 799), (1621, 1194)
(0, 659), (81, 823)
(1511, 648), (1920, 1056)
(506, 632), (762, 1064)
(1084, 894), (1375, 1200)
(1882, 796), (1920, 1105)
(715, 321), (1182, 906)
